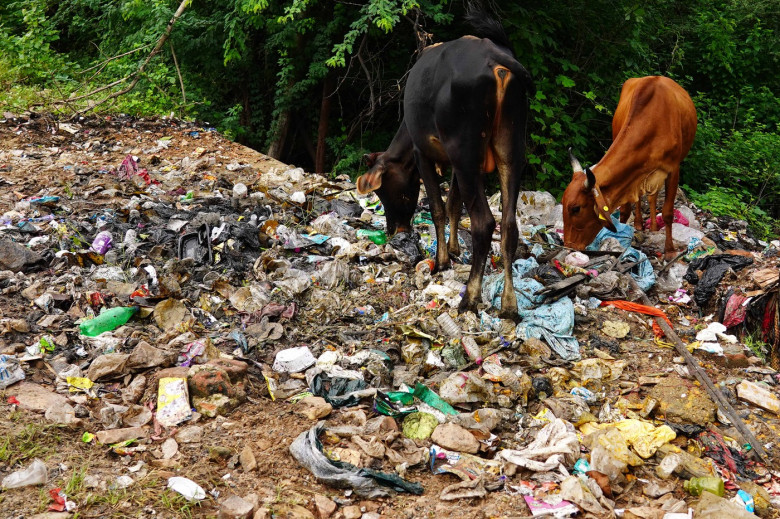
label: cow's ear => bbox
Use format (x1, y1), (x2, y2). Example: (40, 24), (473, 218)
(356, 166), (385, 194)
(363, 152), (382, 168)
(583, 167), (596, 190)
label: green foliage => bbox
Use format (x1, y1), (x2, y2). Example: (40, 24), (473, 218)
(0, 0), (777, 236)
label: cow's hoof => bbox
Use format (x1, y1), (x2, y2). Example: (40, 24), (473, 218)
(433, 259), (452, 273)
(498, 307), (520, 323)
(458, 298), (478, 315)
(663, 250), (680, 261)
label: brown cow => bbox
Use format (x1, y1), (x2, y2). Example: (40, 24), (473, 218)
(563, 76), (697, 259)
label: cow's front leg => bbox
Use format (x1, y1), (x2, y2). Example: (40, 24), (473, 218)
(445, 174), (462, 260)
(416, 152), (450, 272)
(455, 169), (494, 314)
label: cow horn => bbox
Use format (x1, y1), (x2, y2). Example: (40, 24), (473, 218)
(568, 147), (583, 174)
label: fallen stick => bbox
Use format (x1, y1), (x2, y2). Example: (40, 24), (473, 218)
(627, 276), (771, 463)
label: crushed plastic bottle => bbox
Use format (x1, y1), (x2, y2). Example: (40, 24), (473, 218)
(436, 313), (461, 338)
(2, 458), (48, 489)
(461, 336), (483, 364)
(90, 231), (113, 255)
(79, 306), (138, 337)
(684, 476), (725, 497)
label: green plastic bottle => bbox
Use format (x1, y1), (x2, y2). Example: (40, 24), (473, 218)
(79, 306), (138, 337)
(683, 476), (725, 497)
(356, 229), (388, 245)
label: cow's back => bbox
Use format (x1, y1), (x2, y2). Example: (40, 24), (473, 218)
(608, 76), (697, 163)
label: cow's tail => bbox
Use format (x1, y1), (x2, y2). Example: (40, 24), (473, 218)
(464, 0), (510, 49)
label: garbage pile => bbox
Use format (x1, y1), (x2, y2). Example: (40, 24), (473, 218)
(0, 114), (779, 518)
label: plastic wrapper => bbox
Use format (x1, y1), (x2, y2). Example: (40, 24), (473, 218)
(497, 418), (579, 476)
(430, 444), (503, 480)
(289, 422), (423, 498)
(2, 458), (48, 489)
(310, 372), (368, 408)
(0, 354), (25, 389)
(156, 377), (192, 427)
(167, 476), (206, 501)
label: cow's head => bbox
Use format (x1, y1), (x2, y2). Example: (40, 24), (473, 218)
(356, 153), (420, 236)
(561, 148), (617, 250)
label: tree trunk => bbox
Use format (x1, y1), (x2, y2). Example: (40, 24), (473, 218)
(315, 74), (335, 174)
(266, 110), (291, 160)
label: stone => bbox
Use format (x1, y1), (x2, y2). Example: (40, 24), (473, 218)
(218, 495), (254, 519)
(296, 396), (332, 420)
(207, 358), (249, 383)
(254, 508), (271, 519)
(0, 239), (44, 272)
(243, 493), (261, 515)
(44, 402), (78, 425)
(240, 444), (257, 472)
(361, 514), (381, 519)
(314, 494), (337, 519)
(96, 426), (149, 445)
(342, 505), (362, 519)
(431, 423), (480, 454)
(193, 393), (239, 418)
(175, 425), (204, 443)
(188, 364), (244, 399)
(12, 382), (69, 413)
(86, 353), (130, 381)
(648, 376), (716, 425)
(161, 437), (179, 459)
(127, 341), (175, 371)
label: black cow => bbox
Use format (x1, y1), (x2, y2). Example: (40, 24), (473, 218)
(356, 13), (532, 318)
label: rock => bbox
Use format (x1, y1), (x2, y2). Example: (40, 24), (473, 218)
(314, 494), (337, 519)
(11, 382), (69, 413)
(174, 425), (203, 443)
(188, 363), (245, 399)
(96, 426), (148, 445)
(162, 437), (179, 459)
(724, 353), (749, 368)
(296, 396), (332, 420)
(86, 353), (130, 381)
(127, 341), (175, 371)
(240, 444), (257, 472)
(44, 402), (78, 425)
(29, 513), (71, 519)
(207, 358), (249, 383)
(254, 508), (271, 519)
(219, 495), (254, 519)
(649, 376), (716, 425)
(243, 493), (261, 515)
(0, 239), (44, 272)
(431, 423), (480, 454)
(175, 425), (204, 443)
(361, 514), (381, 519)
(193, 393), (239, 418)
(342, 505), (362, 519)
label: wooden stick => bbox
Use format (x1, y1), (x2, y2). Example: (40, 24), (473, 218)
(627, 276), (771, 463)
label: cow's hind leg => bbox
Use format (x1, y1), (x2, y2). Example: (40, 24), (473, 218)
(416, 151), (450, 272)
(454, 164), (494, 314)
(662, 168), (680, 259)
(446, 174), (462, 259)
(495, 154), (521, 320)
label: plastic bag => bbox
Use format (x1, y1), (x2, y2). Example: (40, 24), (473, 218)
(0, 354), (25, 389)
(2, 458), (48, 489)
(586, 216), (634, 250)
(684, 254), (753, 307)
(289, 422), (423, 498)
(310, 372), (368, 408)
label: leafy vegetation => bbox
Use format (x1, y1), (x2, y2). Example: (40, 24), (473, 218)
(0, 0), (777, 237)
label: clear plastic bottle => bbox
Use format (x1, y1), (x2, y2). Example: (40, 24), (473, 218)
(683, 476), (725, 497)
(436, 313), (461, 338)
(79, 306), (138, 337)
(461, 336), (483, 364)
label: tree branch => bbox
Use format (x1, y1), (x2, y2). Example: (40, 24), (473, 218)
(169, 41), (187, 104)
